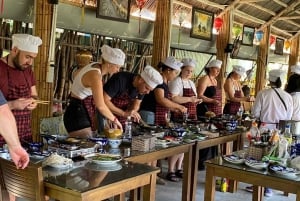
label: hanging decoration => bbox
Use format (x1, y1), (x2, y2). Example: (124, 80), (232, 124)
(177, 10), (186, 45)
(232, 24), (242, 38)
(270, 35), (276, 45)
(284, 40), (291, 50)
(81, 0), (86, 25)
(136, 0), (147, 34)
(214, 17), (223, 31)
(255, 30), (264, 42)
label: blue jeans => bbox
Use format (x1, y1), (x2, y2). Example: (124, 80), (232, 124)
(139, 110), (155, 125)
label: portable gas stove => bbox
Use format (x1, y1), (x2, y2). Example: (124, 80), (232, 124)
(48, 141), (96, 158)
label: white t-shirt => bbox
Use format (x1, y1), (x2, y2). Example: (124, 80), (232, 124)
(252, 88), (293, 129)
(71, 62), (100, 99)
(291, 92), (300, 121)
(168, 76), (197, 96)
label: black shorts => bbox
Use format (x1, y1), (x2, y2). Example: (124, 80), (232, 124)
(63, 98), (91, 132)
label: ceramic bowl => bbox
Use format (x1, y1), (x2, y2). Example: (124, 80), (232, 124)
(89, 137), (108, 146)
(108, 138), (122, 149)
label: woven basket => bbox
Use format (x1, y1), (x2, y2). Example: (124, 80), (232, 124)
(131, 135), (156, 151)
(247, 144), (269, 160)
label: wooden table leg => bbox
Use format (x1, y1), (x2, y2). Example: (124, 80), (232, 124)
(296, 190), (300, 201)
(143, 173), (157, 201)
(204, 165), (215, 201)
(252, 186), (263, 201)
(114, 193), (126, 201)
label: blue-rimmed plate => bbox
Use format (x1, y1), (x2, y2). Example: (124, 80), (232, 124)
(245, 158), (268, 170)
(223, 155), (245, 164)
(269, 164), (298, 178)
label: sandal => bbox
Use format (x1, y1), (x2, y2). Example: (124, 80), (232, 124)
(166, 172), (179, 182)
(175, 169), (183, 178)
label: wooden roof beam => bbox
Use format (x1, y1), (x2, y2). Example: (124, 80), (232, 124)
(243, 2), (276, 16)
(217, 0), (242, 17)
(279, 16), (300, 20)
(240, 0), (267, 3)
(285, 19), (300, 28)
(259, 0), (300, 31)
(234, 10), (266, 24)
(290, 30), (300, 40)
(272, 0), (288, 7)
(194, 0), (225, 9)
(272, 26), (293, 37)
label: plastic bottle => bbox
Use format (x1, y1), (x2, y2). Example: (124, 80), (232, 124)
(284, 124), (292, 144)
(220, 178), (228, 192)
(124, 116), (132, 142)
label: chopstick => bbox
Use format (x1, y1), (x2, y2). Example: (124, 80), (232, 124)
(34, 100), (50, 104)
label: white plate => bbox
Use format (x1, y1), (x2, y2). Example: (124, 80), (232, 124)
(48, 163), (73, 169)
(269, 165), (298, 178)
(223, 155), (245, 164)
(245, 158), (268, 170)
(84, 153), (122, 166)
(85, 162), (122, 172)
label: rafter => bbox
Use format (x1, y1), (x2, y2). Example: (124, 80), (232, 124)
(272, 0), (288, 7)
(290, 29), (300, 40)
(285, 19), (300, 28)
(218, 0), (242, 17)
(243, 2), (276, 16)
(234, 10), (266, 24)
(259, 0), (300, 30)
(194, 0), (225, 9)
(272, 26), (293, 37)
(279, 16), (300, 20)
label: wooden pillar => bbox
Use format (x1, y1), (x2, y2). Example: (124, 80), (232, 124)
(288, 36), (300, 76)
(32, 1), (54, 141)
(255, 26), (270, 94)
(151, 0), (172, 68)
(216, 10), (230, 106)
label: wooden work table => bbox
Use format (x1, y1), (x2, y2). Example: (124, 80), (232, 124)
(204, 157), (300, 201)
(43, 161), (159, 201)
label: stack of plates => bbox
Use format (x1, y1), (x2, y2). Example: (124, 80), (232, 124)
(223, 155), (245, 164)
(245, 158), (269, 170)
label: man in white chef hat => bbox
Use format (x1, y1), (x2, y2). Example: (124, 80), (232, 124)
(103, 64), (163, 125)
(0, 33), (42, 201)
(249, 69), (293, 196)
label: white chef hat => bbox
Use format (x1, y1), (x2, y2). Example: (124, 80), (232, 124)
(141, 65), (163, 89)
(12, 34), (42, 54)
(232, 65), (246, 77)
(291, 64), (300, 75)
(269, 69), (285, 82)
(181, 58), (196, 68)
(206, 59), (222, 68)
(162, 56), (183, 70)
(101, 45), (125, 66)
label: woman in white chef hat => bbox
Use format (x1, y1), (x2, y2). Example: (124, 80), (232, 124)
(223, 65), (253, 115)
(64, 45), (125, 138)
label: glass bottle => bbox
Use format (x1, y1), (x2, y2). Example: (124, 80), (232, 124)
(124, 116), (132, 142)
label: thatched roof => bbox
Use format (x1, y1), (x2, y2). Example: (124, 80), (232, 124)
(62, 0), (300, 40)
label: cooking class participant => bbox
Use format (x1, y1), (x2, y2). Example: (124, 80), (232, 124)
(197, 59), (222, 117)
(285, 64), (300, 121)
(103, 65), (163, 126)
(223, 65), (253, 115)
(247, 69), (293, 197)
(139, 56), (187, 183)
(169, 58), (202, 121)
(0, 34), (42, 145)
(0, 90), (29, 169)
(196, 59), (222, 170)
(63, 45), (124, 138)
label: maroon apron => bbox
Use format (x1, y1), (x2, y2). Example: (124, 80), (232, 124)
(224, 90), (242, 115)
(155, 92), (171, 126)
(1, 68), (32, 145)
(82, 96), (96, 131)
(111, 92), (131, 126)
(206, 87), (222, 116)
(172, 82), (197, 120)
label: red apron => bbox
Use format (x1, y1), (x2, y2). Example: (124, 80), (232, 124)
(172, 85), (197, 120)
(0, 68), (32, 145)
(224, 90), (242, 115)
(155, 92), (171, 126)
(82, 96), (96, 131)
(206, 87), (222, 116)
(111, 92), (131, 126)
